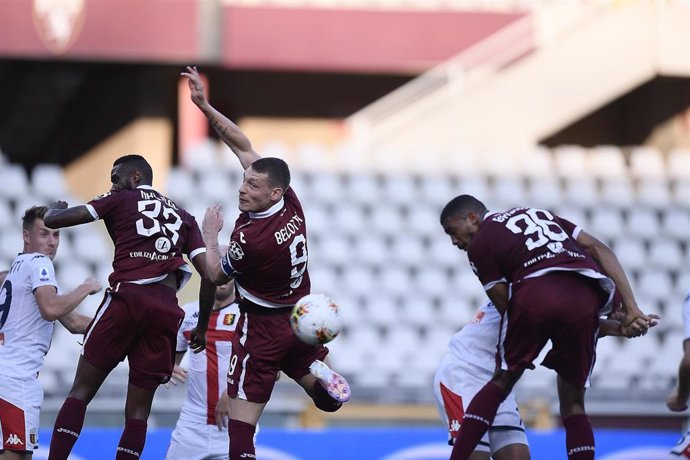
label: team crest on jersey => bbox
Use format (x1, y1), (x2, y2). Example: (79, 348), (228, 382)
(30, 428), (37, 445)
(228, 241), (244, 261)
(39, 266), (51, 282)
(471, 310), (485, 324)
(155, 237), (172, 253)
(223, 313), (236, 326)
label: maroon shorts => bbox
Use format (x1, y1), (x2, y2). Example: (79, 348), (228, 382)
(83, 282), (184, 390)
(502, 272), (603, 387)
(227, 306), (329, 404)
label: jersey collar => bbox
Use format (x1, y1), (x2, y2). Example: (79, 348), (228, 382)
(249, 198), (285, 219)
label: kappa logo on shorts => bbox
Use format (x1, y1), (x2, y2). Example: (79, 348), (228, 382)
(450, 419), (461, 433)
(5, 433), (24, 446)
(228, 241), (244, 261)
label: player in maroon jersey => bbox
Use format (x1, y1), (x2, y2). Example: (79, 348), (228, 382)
(182, 66), (350, 460)
(43, 155), (216, 460)
(439, 195), (653, 460)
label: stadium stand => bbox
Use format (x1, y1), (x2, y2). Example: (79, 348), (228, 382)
(0, 141), (681, 425)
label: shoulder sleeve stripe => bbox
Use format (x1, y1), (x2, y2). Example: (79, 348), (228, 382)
(572, 225), (582, 240)
(189, 247), (206, 259)
(483, 278), (507, 291)
(85, 204), (99, 220)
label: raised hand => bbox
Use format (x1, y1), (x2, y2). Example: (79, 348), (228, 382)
(181, 66), (208, 108)
(188, 326), (207, 354)
(202, 204), (224, 237)
(48, 200), (69, 210)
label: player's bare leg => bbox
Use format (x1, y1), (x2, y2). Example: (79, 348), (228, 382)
(557, 375), (594, 460)
(467, 452), (489, 460)
(227, 398), (265, 460)
(49, 356), (111, 460)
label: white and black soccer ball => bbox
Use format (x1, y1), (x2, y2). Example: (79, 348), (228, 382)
(290, 294), (343, 345)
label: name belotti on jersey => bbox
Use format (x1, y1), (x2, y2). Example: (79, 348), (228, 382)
(274, 214), (304, 245)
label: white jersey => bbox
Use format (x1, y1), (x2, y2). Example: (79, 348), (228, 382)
(448, 302), (505, 374)
(176, 300), (239, 425)
(0, 253), (59, 380)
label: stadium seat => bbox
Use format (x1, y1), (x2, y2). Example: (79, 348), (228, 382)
(636, 269), (674, 303)
(379, 266), (412, 297)
(295, 142), (330, 171)
(554, 145), (589, 178)
(491, 177), (527, 208)
(673, 180), (690, 207)
(0, 232), (18, 260)
(405, 204), (442, 238)
(317, 233), (351, 266)
(636, 179), (671, 208)
(0, 165), (29, 200)
(416, 266), (450, 298)
(370, 206), (405, 237)
(629, 146), (666, 180)
(31, 164), (69, 200)
(588, 146), (626, 179)
(419, 174), (456, 207)
(429, 238), (462, 270)
(353, 234), (388, 267)
(526, 177), (563, 209)
(341, 265), (377, 297)
(661, 208), (690, 240)
(457, 177), (489, 202)
(309, 266), (339, 296)
(625, 209), (660, 240)
(0, 200), (14, 230)
(55, 260), (93, 292)
(331, 204), (368, 237)
(600, 178), (635, 208)
(344, 174), (379, 206)
(71, 229), (112, 264)
(563, 177), (599, 208)
(668, 148), (690, 180)
(520, 146), (554, 179)
(182, 139), (218, 171)
(437, 297), (475, 328)
(165, 168), (196, 206)
(389, 234), (426, 269)
(381, 174), (418, 207)
(307, 172), (344, 206)
(198, 169), (232, 203)
(613, 239), (647, 271)
(648, 240), (684, 270)
(366, 295), (400, 328)
(589, 208), (625, 241)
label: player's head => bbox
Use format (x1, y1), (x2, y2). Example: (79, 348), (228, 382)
(239, 158), (291, 213)
(440, 195), (487, 251)
(22, 205), (60, 259)
(110, 154), (153, 191)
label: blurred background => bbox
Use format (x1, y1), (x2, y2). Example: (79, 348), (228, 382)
(1, 0), (689, 458)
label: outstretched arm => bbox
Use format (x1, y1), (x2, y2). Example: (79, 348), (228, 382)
(575, 230), (649, 325)
(58, 310), (93, 334)
(34, 277), (102, 322)
(44, 201), (95, 229)
(181, 66), (261, 170)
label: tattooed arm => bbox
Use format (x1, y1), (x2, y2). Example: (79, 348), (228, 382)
(181, 66), (261, 170)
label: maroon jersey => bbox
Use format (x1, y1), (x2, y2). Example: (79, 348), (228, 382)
(220, 187), (310, 308)
(467, 208), (613, 307)
(86, 185), (205, 288)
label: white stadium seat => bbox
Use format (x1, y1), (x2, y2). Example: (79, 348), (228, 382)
(419, 174), (456, 207)
(331, 205), (367, 237)
(31, 164), (69, 200)
(648, 240), (684, 270)
(589, 208), (625, 241)
(629, 146), (666, 180)
(0, 165), (29, 200)
(661, 208), (690, 240)
(636, 270), (674, 303)
(381, 174), (418, 207)
(588, 146), (626, 179)
(668, 149), (690, 180)
(491, 177), (527, 208)
(600, 178), (635, 208)
(353, 235), (388, 267)
(344, 174), (379, 206)
(636, 179), (671, 208)
(554, 145), (589, 179)
(563, 177), (599, 208)
(613, 239), (647, 271)
(527, 177), (563, 210)
(165, 168), (196, 206)
(625, 209), (659, 240)
(379, 266), (412, 297)
(366, 296), (399, 328)
(389, 234), (426, 269)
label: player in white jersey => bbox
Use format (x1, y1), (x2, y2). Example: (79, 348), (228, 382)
(666, 287), (690, 459)
(433, 301), (530, 460)
(166, 272), (239, 460)
(0, 206), (101, 460)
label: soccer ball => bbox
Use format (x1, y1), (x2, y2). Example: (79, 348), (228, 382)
(290, 294), (343, 345)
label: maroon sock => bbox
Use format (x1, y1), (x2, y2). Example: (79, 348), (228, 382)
(563, 413), (595, 459)
(450, 382), (505, 460)
(115, 418), (147, 459)
(49, 397), (87, 460)
(229, 419), (256, 460)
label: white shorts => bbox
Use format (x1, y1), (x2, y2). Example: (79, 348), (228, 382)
(166, 421), (229, 460)
(0, 375), (42, 453)
(433, 354), (528, 454)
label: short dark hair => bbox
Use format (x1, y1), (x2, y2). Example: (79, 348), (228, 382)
(113, 154), (153, 185)
(250, 157), (290, 189)
(22, 206), (48, 231)
(440, 195), (487, 224)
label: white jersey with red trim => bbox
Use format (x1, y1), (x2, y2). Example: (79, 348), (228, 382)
(0, 253), (59, 380)
(176, 300), (239, 425)
(448, 302), (504, 374)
